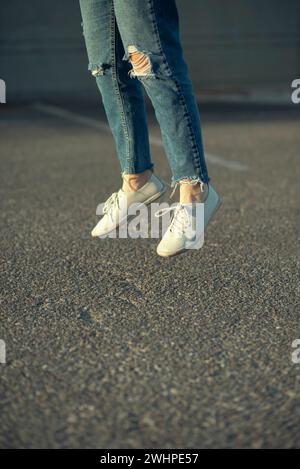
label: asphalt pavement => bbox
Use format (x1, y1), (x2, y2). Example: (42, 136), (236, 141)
(0, 99), (299, 448)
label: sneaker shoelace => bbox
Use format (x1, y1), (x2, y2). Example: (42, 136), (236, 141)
(156, 180), (206, 237)
(155, 204), (191, 237)
(103, 191), (122, 222)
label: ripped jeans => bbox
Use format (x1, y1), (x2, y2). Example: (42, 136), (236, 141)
(79, 0), (210, 185)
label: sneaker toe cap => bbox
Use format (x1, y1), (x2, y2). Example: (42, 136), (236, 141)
(91, 218), (109, 237)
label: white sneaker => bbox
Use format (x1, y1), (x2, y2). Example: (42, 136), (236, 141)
(91, 173), (166, 237)
(156, 184), (221, 257)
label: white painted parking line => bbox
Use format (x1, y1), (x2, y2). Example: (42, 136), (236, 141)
(33, 102), (248, 172)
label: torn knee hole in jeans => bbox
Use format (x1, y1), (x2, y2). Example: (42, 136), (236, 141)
(89, 63), (111, 77)
(127, 46), (152, 78)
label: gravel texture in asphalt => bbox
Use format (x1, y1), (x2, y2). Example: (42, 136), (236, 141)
(0, 101), (299, 448)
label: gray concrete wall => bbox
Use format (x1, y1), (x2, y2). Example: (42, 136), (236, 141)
(0, 0), (299, 101)
(180, 0), (300, 93)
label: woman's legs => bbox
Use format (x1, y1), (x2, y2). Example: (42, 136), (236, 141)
(113, 0), (210, 199)
(80, 0), (217, 249)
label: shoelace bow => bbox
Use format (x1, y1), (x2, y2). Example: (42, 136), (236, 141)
(154, 180), (205, 236)
(155, 204), (191, 236)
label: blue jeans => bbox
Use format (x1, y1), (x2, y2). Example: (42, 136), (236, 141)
(79, 0), (210, 185)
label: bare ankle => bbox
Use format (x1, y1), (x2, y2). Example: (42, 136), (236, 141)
(179, 180), (208, 204)
(122, 169), (152, 192)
